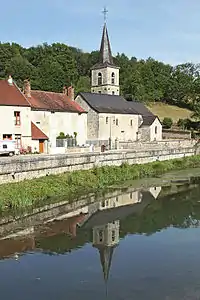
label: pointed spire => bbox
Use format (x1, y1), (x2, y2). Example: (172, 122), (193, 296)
(99, 246), (114, 282)
(99, 23), (114, 66)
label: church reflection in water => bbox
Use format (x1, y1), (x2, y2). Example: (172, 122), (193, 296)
(0, 185), (162, 266)
(0, 183), (164, 294)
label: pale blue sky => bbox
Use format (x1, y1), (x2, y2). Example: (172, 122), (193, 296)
(1, 0), (199, 65)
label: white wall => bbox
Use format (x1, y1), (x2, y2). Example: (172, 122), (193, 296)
(31, 110), (87, 146)
(99, 190), (142, 211)
(98, 113), (140, 141)
(150, 118), (162, 141)
(0, 106), (32, 147)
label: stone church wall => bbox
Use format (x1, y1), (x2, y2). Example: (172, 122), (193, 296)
(75, 95), (99, 140)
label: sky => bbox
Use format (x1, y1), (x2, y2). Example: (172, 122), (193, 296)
(1, 0), (200, 65)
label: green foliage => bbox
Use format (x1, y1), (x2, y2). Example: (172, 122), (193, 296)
(162, 117), (173, 129)
(57, 132), (65, 139)
(1, 155), (200, 212)
(1, 42), (200, 109)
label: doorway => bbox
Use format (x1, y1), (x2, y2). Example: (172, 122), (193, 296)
(39, 140), (44, 153)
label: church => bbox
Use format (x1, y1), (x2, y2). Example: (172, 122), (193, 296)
(75, 19), (162, 146)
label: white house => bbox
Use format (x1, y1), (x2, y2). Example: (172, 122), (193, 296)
(0, 77), (47, 152)
(23, 80), (88, 151)
(75, 22), (162, 145)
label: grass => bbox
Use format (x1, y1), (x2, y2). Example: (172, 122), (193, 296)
(1, 155), (200, 212)
(147, 102), (192, 123)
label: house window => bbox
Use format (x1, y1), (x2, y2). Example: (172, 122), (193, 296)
(116, 119), (119, 126)
(112, 91), (115, 95)
(106, 117), (109, 124)
(14, 111), (21, 126)
(130, 120), (133, 126)
(3, 134), (12, 140)
(15, 134), (21, 149)
(98, 72), (102, 85)
(155, 126), (158, 134)
(111, 72), (115, 84)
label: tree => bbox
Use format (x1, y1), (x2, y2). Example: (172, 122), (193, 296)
(162, 117), (173, 129)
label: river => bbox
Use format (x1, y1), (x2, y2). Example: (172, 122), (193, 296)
(1, 174), (200, 299)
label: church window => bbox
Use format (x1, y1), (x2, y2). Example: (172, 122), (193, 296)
(116, 196), (118, 202)
(130, 120), (133, 126)
(102, 200), (106, 207)
(99, 230), (103, 243)
(112, 91), (115, 95)
(98, 72), (102, 85)
(111, 72), (115, 84)
(111, 230), (115, 242)
(106, 117), (109, 124)
(98, 91), (101, 94)
(155, 126), (158, 134)
(130, 192), (133, 199)
(116, 119), (119, 126)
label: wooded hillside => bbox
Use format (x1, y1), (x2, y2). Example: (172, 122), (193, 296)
(1, 42), (200, 113)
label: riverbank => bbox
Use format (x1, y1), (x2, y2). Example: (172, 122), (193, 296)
(1, 155), (200, 212)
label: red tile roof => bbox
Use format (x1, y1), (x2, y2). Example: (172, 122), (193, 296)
(31, 122), (48, 140)
(29, 90), (85, 113)
(0, 80), (30, 107)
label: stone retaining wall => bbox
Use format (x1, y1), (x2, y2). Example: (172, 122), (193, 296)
(0, 144), (195, 184)
(162, 129), (191, 140)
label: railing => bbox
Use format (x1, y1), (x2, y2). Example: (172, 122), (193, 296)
(56, 138), (77, 148)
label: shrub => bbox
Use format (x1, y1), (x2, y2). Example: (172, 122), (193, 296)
(57, 132), (65, 139)
(162, 117), (173, 129)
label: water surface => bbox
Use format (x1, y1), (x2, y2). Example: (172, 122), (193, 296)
(1, 180), (200, 299)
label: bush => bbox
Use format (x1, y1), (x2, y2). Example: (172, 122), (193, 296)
(57, 132), (65, 139)
(162, 117), (173, 129)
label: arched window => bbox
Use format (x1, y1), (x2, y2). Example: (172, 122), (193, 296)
(155, 126), (158, 134)
(106, 117), (109, 124)
(112, 91), (115, 95)
(116, 119), (119, 126)
(111, 72), (115, 84)
(98, 72), (102, 85)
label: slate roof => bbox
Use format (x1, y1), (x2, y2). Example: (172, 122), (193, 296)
(91, 23), (118, 70)
(29, 90), (85, 113)
(140, 115), (157, 126)
(31, 122), (48, 140)
(79, 92), (155, 116)
(0, 80), (30, 107)
(127, 101), (154, 117)
(82, 192), (153, 229)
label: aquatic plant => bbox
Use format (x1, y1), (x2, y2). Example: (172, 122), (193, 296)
(1, 155), (200, 211)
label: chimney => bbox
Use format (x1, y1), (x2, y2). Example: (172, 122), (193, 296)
(67, 86), (74, 101)
(24, 79), (31, 98)
(63, 86), (67, 94)
(7, 75), (13, 85)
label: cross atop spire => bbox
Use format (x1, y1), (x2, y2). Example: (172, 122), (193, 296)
(102, 7), (108, 23)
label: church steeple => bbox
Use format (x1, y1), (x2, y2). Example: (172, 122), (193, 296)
(98, 245), (115, 282)
(99, 23), (114, 67)
(91, 8), (120, 95)
(92, 220), (120, 296)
